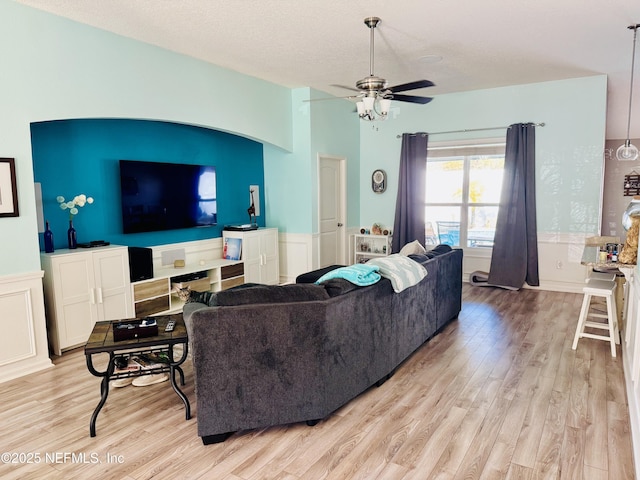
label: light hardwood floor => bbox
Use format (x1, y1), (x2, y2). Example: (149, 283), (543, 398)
(0, 285), (635, 479)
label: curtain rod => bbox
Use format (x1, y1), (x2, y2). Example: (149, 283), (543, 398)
(396, 122), (545, 138)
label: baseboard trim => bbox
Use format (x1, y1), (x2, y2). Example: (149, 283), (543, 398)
(462, 276), (584, 294)
(0, 358), (54, 384)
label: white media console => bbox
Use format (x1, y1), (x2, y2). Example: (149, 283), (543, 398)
(41, 238), (246, 355)
(131, 258), (244, 317)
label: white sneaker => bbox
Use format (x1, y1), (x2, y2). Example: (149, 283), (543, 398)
(111, 377), (133, 388)
(132, 373), (169, 387)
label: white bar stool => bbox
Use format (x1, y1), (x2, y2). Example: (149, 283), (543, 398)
(572, 279), (619, 357)
(585, 271), (616, 283)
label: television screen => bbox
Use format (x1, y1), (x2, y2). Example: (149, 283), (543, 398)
(119, 159), (217, 234)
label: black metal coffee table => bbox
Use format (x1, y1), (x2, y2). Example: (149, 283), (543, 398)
(84, 314), (191, 437)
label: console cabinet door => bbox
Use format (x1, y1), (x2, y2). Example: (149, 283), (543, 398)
(48, 252), (98, 354)
(42, 246), (132, 355)
(93, 248), (133, 321)
(259, 228), (279, 285)
(241, 232), (262, 284)
(223, 229), (279, 285)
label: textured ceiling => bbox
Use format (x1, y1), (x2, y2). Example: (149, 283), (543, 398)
(13, 0), (640, 139)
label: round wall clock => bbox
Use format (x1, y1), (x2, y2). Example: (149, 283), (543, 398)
(372, 169), (386, 193)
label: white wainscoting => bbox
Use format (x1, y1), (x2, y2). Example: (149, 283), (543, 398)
(277, 229), (364, 283)
(278, 232), (316, 284)
(0, 270), (53, 383)
(463, 232), (592, 293)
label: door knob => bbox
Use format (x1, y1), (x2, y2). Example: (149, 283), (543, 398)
(337, 223), (344, 227)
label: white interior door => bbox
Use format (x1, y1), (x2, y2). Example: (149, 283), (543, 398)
(319, 155), (346, 267)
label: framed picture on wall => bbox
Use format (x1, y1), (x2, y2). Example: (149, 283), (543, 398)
(0, 158), (19, 217)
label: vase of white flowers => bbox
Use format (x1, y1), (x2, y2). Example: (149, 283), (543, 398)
(57, 194), (94, 249)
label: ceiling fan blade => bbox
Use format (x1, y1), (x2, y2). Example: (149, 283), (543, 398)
(304, 95), (359, 103)
(387, 79), (435, 93)
(331, 84), (362, 93)
(389, 94), (433, 105)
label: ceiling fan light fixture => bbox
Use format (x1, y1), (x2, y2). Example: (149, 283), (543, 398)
(379, 98), (392, 115)
(357, 95), (391, 121)
(363, 96), (375, 112)
(339, 16), (434, 121)
(617, 24), (640, 161)
(357, 96), (378, 121)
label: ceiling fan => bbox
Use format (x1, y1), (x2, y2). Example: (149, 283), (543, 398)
(334, 17), (435, 120)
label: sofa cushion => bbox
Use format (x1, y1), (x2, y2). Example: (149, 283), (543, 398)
(399, 240), (427, 256)
(321, 278), (362, 297)
(184, 283), (260, 306)
(186, 283), (329, 307)
(429, 244), (453, 256)
(407, 245), (453, 264)
(216, 283), (330, 306)
(296, 264), (345, 284)
(366, 254), (428, 293)
(407, 253), (433, 264)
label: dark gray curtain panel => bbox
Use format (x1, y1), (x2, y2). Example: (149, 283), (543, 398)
(488, 123), (539, 289)
(392, 133), (428, 253)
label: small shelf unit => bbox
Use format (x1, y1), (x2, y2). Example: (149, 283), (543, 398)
(353, 234), (392, 264)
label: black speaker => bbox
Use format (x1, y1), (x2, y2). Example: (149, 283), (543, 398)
(128, 246), (154, 282)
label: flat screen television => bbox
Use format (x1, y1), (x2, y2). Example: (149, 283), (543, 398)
(119, 159), (217, 234)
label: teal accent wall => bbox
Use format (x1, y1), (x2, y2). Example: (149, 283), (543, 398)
(32, 119), (264, 249)
(358, 76), (607, 235)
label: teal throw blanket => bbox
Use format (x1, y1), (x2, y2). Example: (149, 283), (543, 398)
(315, 264), (381, 286)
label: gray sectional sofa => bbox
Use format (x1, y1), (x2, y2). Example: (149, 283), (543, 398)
(183, 246), (463, 444)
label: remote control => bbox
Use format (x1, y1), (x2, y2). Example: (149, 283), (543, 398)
(165, 320), (176, 332)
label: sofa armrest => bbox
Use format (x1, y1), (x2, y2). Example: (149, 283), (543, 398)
(187, 301), (332, 435)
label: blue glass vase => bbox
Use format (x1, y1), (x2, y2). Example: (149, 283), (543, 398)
(67, 219), (77, 249)
(44, 220), (54, 253)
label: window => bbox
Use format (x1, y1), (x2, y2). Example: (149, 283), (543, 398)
(425, 141), (505, 248)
